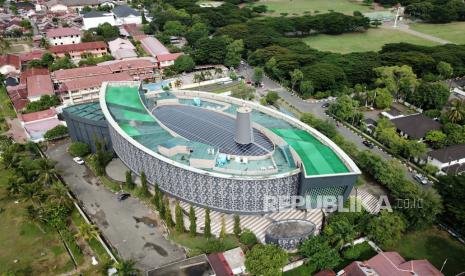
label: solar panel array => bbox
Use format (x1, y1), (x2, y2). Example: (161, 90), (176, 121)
(153, 105), (274, 156)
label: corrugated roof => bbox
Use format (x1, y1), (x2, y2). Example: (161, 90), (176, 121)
(391, 114), (441, 139)
(50, 41), (107, 54)
(62, 72), (133, 91)
(27, 74), (54, 98)
(52, 65), (113, 81)
(140, 36), (169, 57)
(46, 27), (81, 38)
(19, 108), (57, 122)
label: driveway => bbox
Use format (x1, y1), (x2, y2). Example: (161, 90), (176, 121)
(237, 63), (419, 184)
(46, 140), (185, 272)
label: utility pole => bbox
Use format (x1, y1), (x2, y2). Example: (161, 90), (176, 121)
(393, 5), (401, 28)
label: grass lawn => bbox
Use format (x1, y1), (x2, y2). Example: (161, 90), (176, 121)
(303, 28), (439, 53)
(251, 0), (376, 16)
(170, 232), (240, 257)
(385, 227), (465, 276)
(410, 22), (465, 45)
(0, 170), (74, 275)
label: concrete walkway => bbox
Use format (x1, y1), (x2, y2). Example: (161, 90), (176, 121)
(5, 117), (28, 143)
(382, 22), (451, 45)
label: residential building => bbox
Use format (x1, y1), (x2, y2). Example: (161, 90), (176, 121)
(0, 54), (20, 75)
(120, 23), (144, 38)
(45, 0), (68, 13)
(112, 5), (141, 25)
(45, 0), (102, 12)
(46, 27), (81, 45)
(99, 58), (158, 80)
(82, 10), (115, 30)
(340, 251), (443, 276)
(207, 247), (246, 276)
(6, 68), (50, 111)
(27, 74), (55, 102)
(52, 65), (113, 83)
(390, 114), (441, 140)
(19, 50), (46, 70)
(139, 36), (183, 69)
(18, 108), (63, 142)
(49, 41), (108, 62)
(158, 53), (183, 68)
(59, 72), (132, 104)
(428, 143), (465, 175)
(108, 38), (137, 60)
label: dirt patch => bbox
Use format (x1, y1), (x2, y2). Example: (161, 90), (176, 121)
(143, 242), (168, 256)
(133, 216), (158, 228)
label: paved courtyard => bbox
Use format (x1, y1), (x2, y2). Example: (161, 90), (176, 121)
(46, 140), (185, 271)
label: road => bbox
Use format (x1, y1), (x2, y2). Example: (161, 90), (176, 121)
(237, 63), (419, 184)
(46, 140), (185, 272)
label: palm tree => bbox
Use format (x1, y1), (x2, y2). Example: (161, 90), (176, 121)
(447, 99), (465, 123)
(26, 205), (48, 233)
(33, 159), (58, 186)
(6, 174), (25, 196)
(114, 259), (140, 276)
(20, 182), (44, 205)
(75, 223), (100, 241)
(214, 67), (223, 77)
(48, 183), (73, 209)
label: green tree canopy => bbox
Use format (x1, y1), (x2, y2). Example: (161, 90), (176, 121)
(245, 244), (288, 276)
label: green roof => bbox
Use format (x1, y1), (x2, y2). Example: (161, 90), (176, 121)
(271, 128), (349, 175)
(64, 102), (105, 121)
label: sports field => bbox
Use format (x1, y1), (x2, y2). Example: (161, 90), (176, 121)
(303, 28), (438, 53)
(252, 0), (375, 15)
(410, 22), (465, 45)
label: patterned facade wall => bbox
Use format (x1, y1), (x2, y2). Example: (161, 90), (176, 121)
(109, 125), (301, 214)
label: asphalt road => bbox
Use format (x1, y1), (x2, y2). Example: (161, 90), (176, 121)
(46, 140), (185, 272)
(237, 63), (419, 184)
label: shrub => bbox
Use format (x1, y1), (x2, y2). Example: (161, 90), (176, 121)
(239, 229), (257, 246)
(44, 125), (68, 140)
(203, 239), (225, 253)
(68, 142), (90, 157)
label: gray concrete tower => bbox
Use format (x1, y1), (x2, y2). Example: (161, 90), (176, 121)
(234, 106), (254, 145)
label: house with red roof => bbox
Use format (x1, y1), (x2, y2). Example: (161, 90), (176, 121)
(46, 27), (81, 46)
(0, 54), (21, 75)
(139, 36), (183, 70)
(98, 58), (158, 81)
(19, 50), (46, 70)
(51, 65), (113, 83)
(49, 41), (108, 62)
(26, 74), (55, 102)
(339, 251), (443, 276)
(18, 108), (63, 142)
(207, 247), (246, 276)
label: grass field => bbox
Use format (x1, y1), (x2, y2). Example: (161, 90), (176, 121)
(0, 170), (74, 275)
(386, 227), (465, 276)
(410, 22), (465, 45)
(252, 0), (375, 16)
(303, 28), (438, 53)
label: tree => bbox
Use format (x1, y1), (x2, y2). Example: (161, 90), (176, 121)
(95, 23), (120, 40)
(253, 67), (264, 84)
(426, 130), (447, 149)
(163, 20), (186, 36)
(189, 205), (196, 237)
(408, 82), (450, 110)
(245, 244), (288, 276)
(49, 56), (76, 71)
(290, 69), (303, 91)
(265, 91), (279, 105)
(68, 142), (90, 157)
(372, 19), (382, 28)
(299, 80), (314, 98)
(44, 125), (68, 140)
(219, 215), (226, 240)
(224, 39), (244, 68)
(374, 88), (393, 109)
(437, 61), (453, 80)
(299, 236), (341, 270)
(175, 201), (185, 233)
(164, 197), (174, 228)
(447, 99), (465, 124)
(240, 229), (257, 246)
(367, 211), (406, 247)
(328, 95), (363, 124)
(173, 55), (195, 73)
(33, 158), (58, 186)
(139, 171), (150, 197)
(323, 217), (357, 249)
(75, 223), (100, 241)
(374, 65), (419, 100)
(141, 12), (148, 24)
(436, 175), (465, 235)
(204, 208), (211, 238)
(233, 214), (241, 236)
(231, 83), (255, 100)
(114, 259), (139, 276)
(402, 140), (427, 161)
(126, 171), (135, 190)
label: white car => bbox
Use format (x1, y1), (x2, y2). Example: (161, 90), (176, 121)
(73, 157), (84, 165)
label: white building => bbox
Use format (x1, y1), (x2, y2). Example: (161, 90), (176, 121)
(46, 27), (81, 46)
(82, 10), (115, 30)
(112, 5), (142, 25)
(108, 38), (137, 60)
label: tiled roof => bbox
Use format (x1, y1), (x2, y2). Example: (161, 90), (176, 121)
(122, 23), (144, 36)
(112, 5), (140, 18)
(140, 36), (169, 57)
(20, 68), (50, 85)
(0, 54), (21, 69)
(52, 65), (113, 82)
(82, 10), (112, 18)
(157, 53), (183, 62)
(105, 59), (155, 72)
(27, 74), (54, 98)
(62, 72), (132, 91)
(19, 108), (57, 122)
(428, 143), (465, 163)
(19, 50), (45, 62)
(391, 114), (441, 140)
(50, 41), (107, 54)
(46, 27), (81, 38)
(365, 252), (443, 276)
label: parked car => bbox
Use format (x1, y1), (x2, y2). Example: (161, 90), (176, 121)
(362, 140), (374, 149)
(117, 193), (131, 201)
(321, 102), (330, 108)
(414, 174), (429, 185)
(73, 157), (84, 165)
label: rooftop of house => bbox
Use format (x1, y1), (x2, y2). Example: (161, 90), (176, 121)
(108, 37), (135, 51)
(104, 58), (155, 71)
(20, 68), (50, 85)
(122, 23), (144, 37)
(46, 27), (81, 38)
(140, 36), (169, 57)
(61, 71), (132, 91)
(47, 0), (101, 7)
(428, 143), (465, 163)
(19, 108), (57, 123)
(49, 41), (107, 54)
(0, 54), (21, 69)
(157, 53), (183, 62)
(52, 65), (113, 81)
(112, 5), (140, 18)
(27, 74), (54, 98)
(19, 50), (46, 62)
(82, 10), (113, 18)
(391, 114), (441, 140)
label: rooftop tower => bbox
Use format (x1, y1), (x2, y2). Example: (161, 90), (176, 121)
(234, 106), (254, 145)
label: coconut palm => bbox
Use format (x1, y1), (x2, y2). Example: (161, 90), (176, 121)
(33, 159), (58, 186)
(48, 183), (73, 209)
(114, 259), (140, 276)
(20, 182), (44, 205)
(75, 223), (100, 241)
(6, 174), (25, 196)
(26, 205), (48, 233)
(447, 99), (465, 123)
